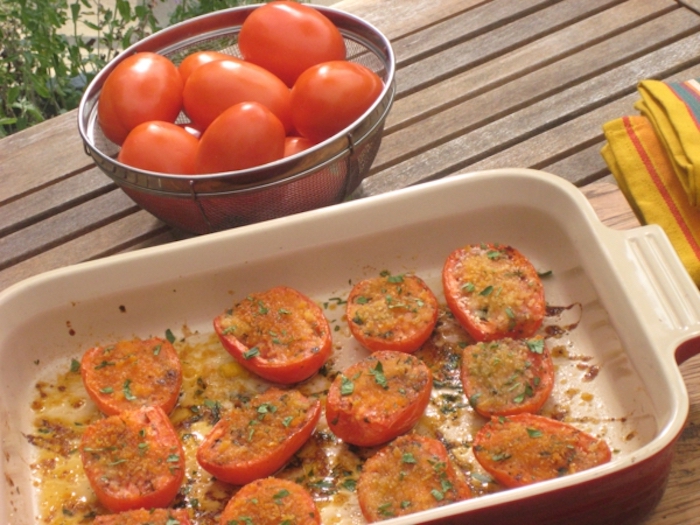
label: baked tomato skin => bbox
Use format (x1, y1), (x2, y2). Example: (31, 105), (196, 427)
(291, 60), (383, 142)
(220, 477), (321, 525)
(194, 101), (286, 174)
(178, 50), (232, 83)
(117, 121), (199, 175)
(213, 286), (332, 383)
(473, 413), (612, 488)
(196, 387), (321, 485)
(98, 52), (183, 145)
(442, 243), (546, 342)
(461, 336), (554, 417)
(79, 406), (185, 512)
(238, 1), (346, 87)
(346, 272), (439, 353)
(183, 58), (292, 132)
(80, 336), (183, 416)
(325, 350), (432, 447)
(357, 434), (471, 522)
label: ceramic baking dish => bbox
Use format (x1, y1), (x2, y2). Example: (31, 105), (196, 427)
(1, 168), (699, 525)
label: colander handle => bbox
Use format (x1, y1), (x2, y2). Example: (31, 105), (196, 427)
(608, 224), (700, 364)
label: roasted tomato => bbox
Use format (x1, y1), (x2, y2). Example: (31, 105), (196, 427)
(346, 272), (439, 353)
(80, 336), (182, 416)
(357, 434), (471, 522)
(442, 243), (546, 342)
(473, 413), (612, 488)
(460, 336), (554, 417)
(213, 286), (332, 383)
(79, 406), (185, 512)
(325, 350), (432, 447)
(196, 387), (321, 485)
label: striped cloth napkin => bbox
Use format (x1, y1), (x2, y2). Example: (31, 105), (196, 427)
(601, 79), (700, 286)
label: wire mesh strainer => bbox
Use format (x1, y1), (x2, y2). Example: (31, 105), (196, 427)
(78, 3), (395, 234)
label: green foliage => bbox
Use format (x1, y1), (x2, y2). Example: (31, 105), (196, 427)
(0, 0), (261, 137)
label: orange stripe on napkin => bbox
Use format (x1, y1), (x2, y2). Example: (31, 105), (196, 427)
(601, 115), (700, 285)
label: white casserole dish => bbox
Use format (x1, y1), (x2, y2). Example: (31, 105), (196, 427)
(1, 168), (698, 524)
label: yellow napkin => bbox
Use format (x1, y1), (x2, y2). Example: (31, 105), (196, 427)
(601, 115), (700, 285)
(635, 78), (700, 206)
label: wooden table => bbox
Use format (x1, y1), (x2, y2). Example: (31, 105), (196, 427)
(2, 0), (700, 523)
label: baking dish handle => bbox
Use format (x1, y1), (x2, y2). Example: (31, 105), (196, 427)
(610, 224), (700, 364)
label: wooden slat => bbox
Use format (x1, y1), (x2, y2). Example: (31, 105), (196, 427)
(387, 0), (677, 130)
(0, 111), (90, 202)
(0, 210), (171, 291)
(454, 62), (700, 184)
(0, 169), (114, 236)
(0, 189), (139, 270)
(394, 0), (627, 96)
(390, 0), (559, 68)
(375, 2), (694, 173)
(328, 0), (488, 40)
(361, 31), (700, 195)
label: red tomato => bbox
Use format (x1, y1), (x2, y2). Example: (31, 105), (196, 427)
(291, 61), (383, 142)
(284, 136), (316, 157)
(473, 413), (612, 488)
(195, 102), (285, 174)
(178, 50), (235, 83)
(196, 388), (321, 485)
(117, 121), (199, 175)
(325, 350), (432, 447)
(238, 1), (346, 87)
(79, 406), (185, 512)
(98, 52), (183, 145)
(183, 58), (293, 132)
(80, 336), (183, 415)
(213, 286), (332, 383)
(442, 243), (546, 342)
(220, 478), (321, 525)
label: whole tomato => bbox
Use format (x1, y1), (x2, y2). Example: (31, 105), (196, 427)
(284, 136), (316, 157)
(290, 61), (383, 142)
(117, 121), (199, 175)
(178, 50), (233, 83)
(98, 52), (183, 145)
(195, 102), (285, 173)
(183, 58), (293, 132)
(238, 1), (346, 87)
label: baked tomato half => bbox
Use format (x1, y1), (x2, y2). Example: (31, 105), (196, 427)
(442, 243), (546, 342)
(346, 272), (439, 353)
(117, 121), (199, 175)
(357, 434), (471, 522)
(79, 406), (185, 512)
(325, 350), (432, 447)
(473, 413), (612, 488)
(213, 286), (332, 384)
(220, 477), (321, 525)
(93, 508), (192, 525)
(183, 58), (292, 132)
(98, 52), (183, 145)
(80, 336), (182, 416)
(461, 336), (554, 417)
(290, 60), (383, 142)
(196, 387), (321, 485)
(238, 1), (346, 87)
(194, 101), (285, 174)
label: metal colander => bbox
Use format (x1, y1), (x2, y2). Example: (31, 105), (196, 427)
(78, 4), (395, 234)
